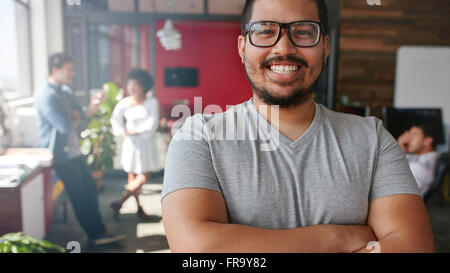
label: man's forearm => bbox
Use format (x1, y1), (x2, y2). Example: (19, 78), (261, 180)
(355, 232), (435, 253)
(172, 222), (375, 253)
(84, 107), (97, 119)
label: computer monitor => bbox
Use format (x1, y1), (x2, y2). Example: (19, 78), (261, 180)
(342, 105), (370, 117)
(382, 107), (445, 145)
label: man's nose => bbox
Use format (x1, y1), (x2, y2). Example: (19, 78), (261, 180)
(272, 29), (297, 56)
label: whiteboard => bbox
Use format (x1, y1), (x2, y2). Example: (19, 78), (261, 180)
(394, 46), (450, 125)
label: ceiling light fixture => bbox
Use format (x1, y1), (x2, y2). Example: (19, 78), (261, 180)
(157, 19), (182, 51)
(156, 0), (181, 51)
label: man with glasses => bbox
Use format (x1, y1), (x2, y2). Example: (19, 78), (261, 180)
(161, 0), (434, 253)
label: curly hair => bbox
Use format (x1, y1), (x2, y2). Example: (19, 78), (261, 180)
(126, 68), (154, 95)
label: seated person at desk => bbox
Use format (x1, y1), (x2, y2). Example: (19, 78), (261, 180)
(397, 123), (440, 196)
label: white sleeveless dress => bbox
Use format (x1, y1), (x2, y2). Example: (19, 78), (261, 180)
(111, 96), (161, 173)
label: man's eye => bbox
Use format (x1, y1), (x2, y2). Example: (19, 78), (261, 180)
(256, 29), (275, 35)
(295, 30), (312, 36)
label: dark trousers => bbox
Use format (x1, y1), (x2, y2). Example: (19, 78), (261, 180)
(53, 156), (106, 239)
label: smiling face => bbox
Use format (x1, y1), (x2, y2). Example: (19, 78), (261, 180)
(238, 0), (330, 108)
(127, 79), (146, 100)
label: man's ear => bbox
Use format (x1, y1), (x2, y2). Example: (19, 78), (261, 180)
(323, 35), (330, 65)
(50, 67), (57, 78)
(238, 35), (246, 64)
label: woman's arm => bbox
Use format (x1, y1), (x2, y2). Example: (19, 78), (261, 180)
(134, 98), (160, 136)
(110, 100), (127, 137)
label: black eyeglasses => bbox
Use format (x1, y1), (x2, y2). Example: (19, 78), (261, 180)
(245, 21), (325, 48)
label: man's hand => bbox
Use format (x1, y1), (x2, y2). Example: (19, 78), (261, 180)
(72, 110), (81, 128)
(397, 130), (411, 153)
(85, 91), (107, 118)
(121, 130), (138, 138)
(339, 225), (377, 253)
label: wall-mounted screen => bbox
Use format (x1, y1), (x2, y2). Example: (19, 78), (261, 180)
(164, 67), (198, 87)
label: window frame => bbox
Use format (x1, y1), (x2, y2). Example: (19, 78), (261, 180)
(0, 0), (33, 102)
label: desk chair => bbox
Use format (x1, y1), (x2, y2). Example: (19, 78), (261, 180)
(342, 105), (370, 117)
(423, 153), (450, 204)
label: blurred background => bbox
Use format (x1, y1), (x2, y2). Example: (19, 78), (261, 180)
(0, 0), (450, 253)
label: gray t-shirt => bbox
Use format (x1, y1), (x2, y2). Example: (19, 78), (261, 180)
(161, 99), (420, 229)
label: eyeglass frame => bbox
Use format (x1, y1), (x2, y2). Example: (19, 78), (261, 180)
(244, 20), (326, 48)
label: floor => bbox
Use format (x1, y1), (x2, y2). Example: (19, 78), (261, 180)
(45, 172), (170, 253)
(44, 172), (450, 253)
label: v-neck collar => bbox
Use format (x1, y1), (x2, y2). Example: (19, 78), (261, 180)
(247, 98), (321, 150)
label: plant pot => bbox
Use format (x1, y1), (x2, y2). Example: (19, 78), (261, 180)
(91, 170), (104, 191)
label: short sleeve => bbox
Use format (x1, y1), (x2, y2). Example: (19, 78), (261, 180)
(161, 115), (222, 201)
(369, 120), (421, 202)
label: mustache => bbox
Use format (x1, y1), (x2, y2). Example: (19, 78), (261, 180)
(260, 55), (309, 69)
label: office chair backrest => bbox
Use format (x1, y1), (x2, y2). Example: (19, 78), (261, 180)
(382, 107), (445, 146)
(424, 153), (450, 202)
(342, 105), (370, 117)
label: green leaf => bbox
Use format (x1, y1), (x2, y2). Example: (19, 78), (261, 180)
(87, 154), (95, 166)
(80, 138), (92, 155)
(79, 81), (119, 173)
(88, 118), (102, 129)
(2, 232), (22, 241)
(0, 233), (65, 253)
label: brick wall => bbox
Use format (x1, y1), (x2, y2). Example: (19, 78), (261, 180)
(338, 0), (450, 118)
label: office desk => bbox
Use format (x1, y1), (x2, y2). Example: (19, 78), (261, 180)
(0, 149), (53, 239)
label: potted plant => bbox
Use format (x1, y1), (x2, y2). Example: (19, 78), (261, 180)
(80, 82), (123, 190)
(0, 232), (66, 253)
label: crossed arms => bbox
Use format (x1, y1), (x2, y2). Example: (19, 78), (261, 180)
(162, 188), (434, 253)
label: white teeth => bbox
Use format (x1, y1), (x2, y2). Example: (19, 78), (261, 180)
(269, 65), (299, 74)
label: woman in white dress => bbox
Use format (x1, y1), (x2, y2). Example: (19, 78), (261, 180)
(110, 69), (161, 221)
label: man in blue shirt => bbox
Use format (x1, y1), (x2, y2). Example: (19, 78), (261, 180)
(34, 53), (125, 246)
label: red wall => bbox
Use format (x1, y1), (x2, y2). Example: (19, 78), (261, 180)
(155, 20), (253, 118)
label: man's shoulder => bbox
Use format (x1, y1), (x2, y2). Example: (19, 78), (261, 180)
(421, 151), (440, 161)
(34, 83), (58, 105)
(203, 100), (251, 121)
(173, 100), (251, 141)
(318, 103), (383, 133)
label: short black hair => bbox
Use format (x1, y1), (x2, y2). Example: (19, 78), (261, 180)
(126, 68), (154, 95)
(411, 122), (439, 149)
(240, 0), (328, 35)
(48, 53), (74, 75)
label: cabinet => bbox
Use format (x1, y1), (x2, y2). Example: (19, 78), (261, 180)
(0, 149), (53, 240)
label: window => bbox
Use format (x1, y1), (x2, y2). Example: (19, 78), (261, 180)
(139, 0), (204, 14)
(108, 0), (135, 12)
(0, 0), (32, 101)
(88, 24), (151, 92)
(208, 0), (245, 15)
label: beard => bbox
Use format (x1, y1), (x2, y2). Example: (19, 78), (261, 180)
(244, 54), (325, 108)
